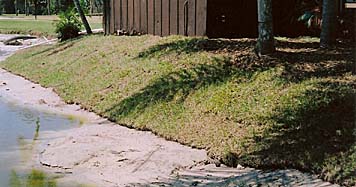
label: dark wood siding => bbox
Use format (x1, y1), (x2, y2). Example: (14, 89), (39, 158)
(106, 0), (207, 36)
(169, 0), (178, 35)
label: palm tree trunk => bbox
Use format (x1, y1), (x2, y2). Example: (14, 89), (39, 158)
(256, 0), (275, 55)
(47, 0), (51, 15)
(34, 1), (38, 20)
(320, 0), (337, 48)
(15, 0), (18, 16)
(73, 0), (92, 34)
(25, 0), (28, 16)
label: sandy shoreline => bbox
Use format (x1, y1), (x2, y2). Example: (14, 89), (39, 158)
(0, 34), (339, 187)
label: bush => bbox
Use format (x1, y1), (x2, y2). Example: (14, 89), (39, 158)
(54, 8), (83, 41)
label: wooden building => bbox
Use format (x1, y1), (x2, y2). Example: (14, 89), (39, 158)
(103, 0), (349, 38)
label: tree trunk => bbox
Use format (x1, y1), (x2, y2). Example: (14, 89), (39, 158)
(256, 0), (275, 55)
(320, 0), (337, 48)
(73, 0), (92, 34)
(90, 0), (94, 15)
(25, 0), (29, 16)
(34, 1), (37, 20)
(15, 0), (18, 16)
(55, 0), (60, 14)
(47, 0), (51, 15)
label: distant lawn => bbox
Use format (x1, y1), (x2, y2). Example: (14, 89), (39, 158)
(2, 35), (355, 186)
(0, 15), (102, 37)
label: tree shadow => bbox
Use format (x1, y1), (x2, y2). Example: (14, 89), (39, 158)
(237, 87), (356, 184)
(137, 37), (354, 83)
(270, 50), (353, 82)
(105, 59), (249, 120)
(137, 38), (256, 58)
(30, 37), (82, 57)
(130, 167), (337, 187)
(106, 36), (354, 121)
(105, 37), (354, 184)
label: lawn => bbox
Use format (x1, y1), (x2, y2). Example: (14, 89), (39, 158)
(0, 14), (102, 37)
(1, 35), (355, 186)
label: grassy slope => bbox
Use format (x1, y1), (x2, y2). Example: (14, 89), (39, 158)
(1, 35), (355, 186)
(0, 15), (102, 37)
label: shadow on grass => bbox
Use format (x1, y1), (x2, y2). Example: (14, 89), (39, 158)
(137, 38), (256, 58)
(239, 90), (356, 185)
(30, 37), (82, 57)
(105, 37), (355, 184)
(130, 168), (337, 186)
(137, 37), (353, 83)
(105, 59), (248, 120)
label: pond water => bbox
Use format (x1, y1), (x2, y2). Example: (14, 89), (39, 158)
(0, 97), (80, 187)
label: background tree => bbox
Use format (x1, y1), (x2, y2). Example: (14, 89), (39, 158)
(25, 0), (29, 15)
(47, 0), (50, 15)
(256, 0), (275, 55)
(14, 0), (18, 15)
(73, 0), (92, 34)
(30, 0), (39, 19)
(320, 0), (337, 48)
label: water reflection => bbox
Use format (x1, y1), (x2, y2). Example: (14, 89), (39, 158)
(0, 98), (80, 187)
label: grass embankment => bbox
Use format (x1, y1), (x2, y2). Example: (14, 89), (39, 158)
(0, 15), (102, 37)
(1, 35), (355, 186)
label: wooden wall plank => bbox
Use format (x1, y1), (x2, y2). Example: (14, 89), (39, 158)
(148, 0), (155, 34)
(141, 0), (148, 33)
(122, 0), (128, 31)
(110, 0), (207, 36)
(196, 0), (207, 36)
(187, 0), (196, 36)
(104, 0), (110, 34)
(128, 0), (135, 31)
(169, 0), (178, 35)
(162, 0), (170, 36)
(134, 0), (141, 32)
(154, 0), (162, 36)
(178, 0), (186, 35)
(114, 0), (122, 31)
(109, 0), (115, 33)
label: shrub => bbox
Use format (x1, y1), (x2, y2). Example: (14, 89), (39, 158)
(54, 8), (83, 41)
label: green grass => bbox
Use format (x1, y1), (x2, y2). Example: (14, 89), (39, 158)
(1, 35), (355, 186)
(0, 15), (102, 37)
(10, 170), (57, 187)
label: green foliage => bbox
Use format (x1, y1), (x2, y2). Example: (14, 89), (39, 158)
(54, 8), (83, 41)
(0, 0), (3, 15)
(9, 170), (57, 187)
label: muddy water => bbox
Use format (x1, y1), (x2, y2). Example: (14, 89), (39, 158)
(0, 98), (80, 186)
(0, 34), (80, 187)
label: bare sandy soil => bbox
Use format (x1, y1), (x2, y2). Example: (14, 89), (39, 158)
(0, 34), (339, 187)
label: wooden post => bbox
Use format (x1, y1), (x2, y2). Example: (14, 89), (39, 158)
(256, 0), (275, 55)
